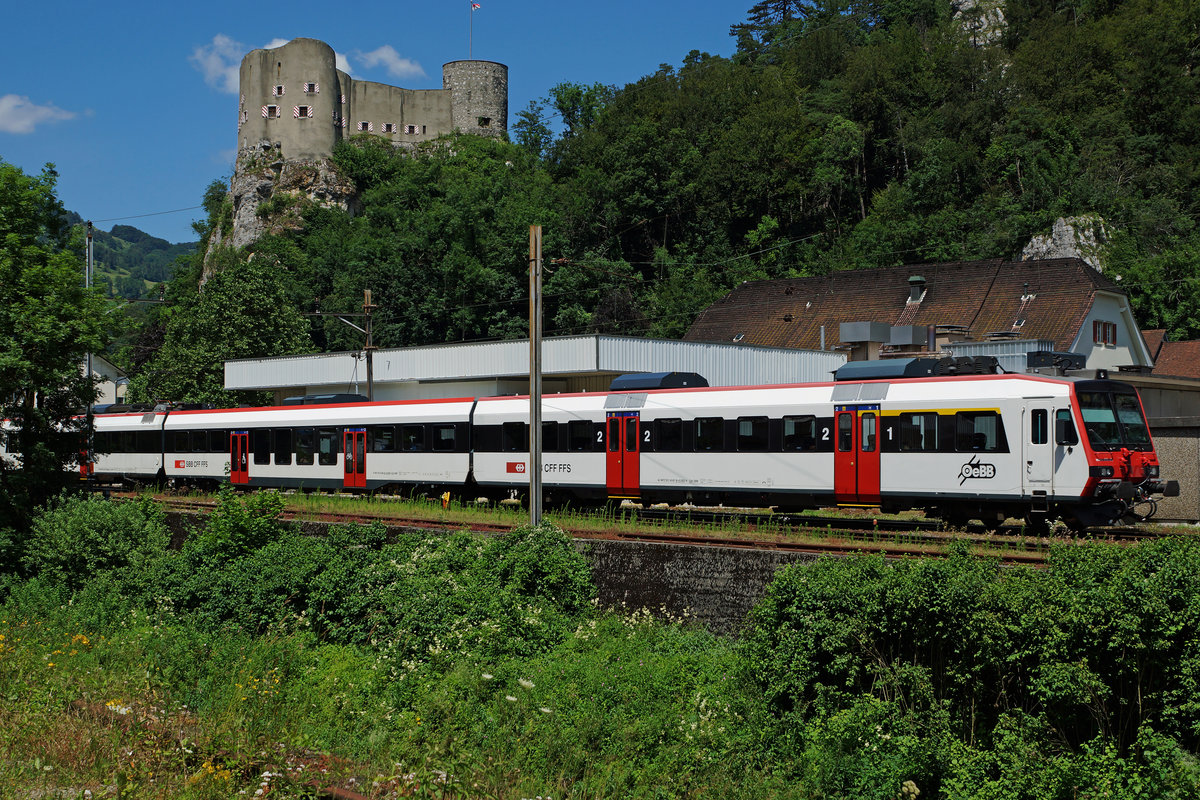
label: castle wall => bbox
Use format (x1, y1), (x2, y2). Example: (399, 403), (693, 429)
(238, 39), (507, 162)
(340, 73), (452, 144)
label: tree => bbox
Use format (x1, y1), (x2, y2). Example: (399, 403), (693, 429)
(126, 246), (311, 405)
(0, 161), (108, 532)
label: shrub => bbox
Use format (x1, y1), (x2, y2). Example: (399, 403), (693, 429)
(21, 493), (169, 593)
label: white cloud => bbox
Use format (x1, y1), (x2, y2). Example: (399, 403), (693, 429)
(356, 45), (425, 80)
(190, 34), (244, 94)
(0, 95), (75, 134)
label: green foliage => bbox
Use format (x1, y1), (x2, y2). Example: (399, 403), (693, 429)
(20, 493), (169, 593)
(746, 540), (1200, 794)
(0, 161), (110, 531)
(126, 245), (310, 404)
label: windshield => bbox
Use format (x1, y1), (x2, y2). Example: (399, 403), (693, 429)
(1078, 390), (1152, 451)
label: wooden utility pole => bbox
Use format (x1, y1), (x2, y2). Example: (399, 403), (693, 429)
(529, 225), (543, 525)
(363, 289), (377, 401)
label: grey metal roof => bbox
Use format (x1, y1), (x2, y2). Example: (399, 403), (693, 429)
(224, 335), (847, 391)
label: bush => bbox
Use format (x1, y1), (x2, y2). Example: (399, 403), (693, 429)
(21, 493), (169, 593)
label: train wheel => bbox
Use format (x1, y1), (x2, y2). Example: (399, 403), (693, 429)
(1023, 514), (1050, 535)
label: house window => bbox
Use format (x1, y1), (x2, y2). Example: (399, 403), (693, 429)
(273, 85), (284, 97)
(1093, 320), (1118, 345)
(304, 82), (319, 93)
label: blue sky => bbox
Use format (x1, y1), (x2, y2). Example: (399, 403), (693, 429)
(1, 1), (751, 244)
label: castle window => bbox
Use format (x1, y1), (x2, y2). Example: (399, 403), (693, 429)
(273, 85), (285, 97)
(477, 116), (491, 127)
(304, 82), (319, 93)
(265, 105), (280, 119)
(358, 121), (372, 132)
(405, 124), (418, 135)
(295, 105), (312, 119)
(382, 123), (395, 133)
(422, 125), (427, 134)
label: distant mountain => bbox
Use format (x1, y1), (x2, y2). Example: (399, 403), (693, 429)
(64, 212), (197, 299)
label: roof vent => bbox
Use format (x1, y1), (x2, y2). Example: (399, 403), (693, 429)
(908, 275), (927, 302)
(732, 333), (744, 342)
(783, 313), (794, 322)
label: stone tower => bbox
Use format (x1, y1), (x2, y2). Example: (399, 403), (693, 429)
(443, 60), (509, 138)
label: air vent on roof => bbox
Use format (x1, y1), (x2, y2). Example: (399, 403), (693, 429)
(732, 333), (744, 342)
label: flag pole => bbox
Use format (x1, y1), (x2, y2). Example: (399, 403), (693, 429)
(469, 4), (474, 59)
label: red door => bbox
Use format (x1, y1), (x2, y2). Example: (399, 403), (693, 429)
(230, 431), (250, 485)
(343, 428), (366, 489)
(605, 412), (641, 498)
(833, 406), (881, 504)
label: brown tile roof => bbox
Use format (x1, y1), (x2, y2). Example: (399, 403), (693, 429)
(685, 258), (1124, 353)
(1152, 340), (1200, 379)
(1142, 329), (1166, 361)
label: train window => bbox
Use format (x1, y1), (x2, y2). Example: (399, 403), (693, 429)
(371, 425), (396, 453)
(317, 428), (338, 465)
(502, 421), (528, 452)
(252, 429), (272, 464)
(737, 417), (769, 451)
(542, 421), (560, 452)
(955, 411), (1008, 452)
(1031, 409), (1048, 445)
(782, 416), (817, 451)
(136, 431), (158, 453)
(695, 417), (723, 451)
(191, 430), (209, 452)
(275, 429), (293, 465)
(655, 418), (683, 451)
(432, 424), (456, 451)
(861, 413), (876, 453)
(898, 412), (939, 452)
(625, 417), (638, 452)
(607, 418), (620, 452)
(1113, 393), (1152, 448)
(568, 420), (594, 452)
(295, 428), (315, 465)
(401, 424), (426, 451)
(837, 414), (853, 452)
(210, 430), (228, 453)
(170, 431), (189, 452)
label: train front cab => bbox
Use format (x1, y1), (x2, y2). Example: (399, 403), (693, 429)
(1062, 379), (1179, 526)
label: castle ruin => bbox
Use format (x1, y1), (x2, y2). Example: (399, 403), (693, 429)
(224, 38), (508, 250)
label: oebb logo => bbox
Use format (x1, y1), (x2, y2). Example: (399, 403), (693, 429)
(506, 462), (526, 474)
(959, 456), (996, 485)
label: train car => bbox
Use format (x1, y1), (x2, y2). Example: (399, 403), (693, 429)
(89, 407), (168, 483)
(157, 397), (476, 492)
(471, 364), (1178, 529)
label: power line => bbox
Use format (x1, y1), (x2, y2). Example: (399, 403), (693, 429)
(89, 205), (205, 223)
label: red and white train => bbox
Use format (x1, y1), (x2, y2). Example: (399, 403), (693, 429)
(6, 359), (1177, 529)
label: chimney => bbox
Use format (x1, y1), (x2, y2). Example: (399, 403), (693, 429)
(908, 275), (926, 302)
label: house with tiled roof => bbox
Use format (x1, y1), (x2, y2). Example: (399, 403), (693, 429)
(1146, 334), (1200, 380)
(685, 257), (1155, 371)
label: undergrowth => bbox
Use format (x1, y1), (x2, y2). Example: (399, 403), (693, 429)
(1, 489), (1198, 798)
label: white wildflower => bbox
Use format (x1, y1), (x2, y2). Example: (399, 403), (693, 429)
(518, 678), (535, 690)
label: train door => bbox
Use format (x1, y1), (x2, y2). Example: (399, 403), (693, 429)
(1022, 406), (1053, 495)
(230, 431), (250, 485)
(834, 405), (881, 504)
(605, 412), (640, 498)
(343, 428), (366, 489)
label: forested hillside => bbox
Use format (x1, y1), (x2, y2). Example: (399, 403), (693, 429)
(63, 212), (195, 299)
(128, 0), (1200, 402)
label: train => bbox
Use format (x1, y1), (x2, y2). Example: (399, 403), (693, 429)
(3, 357), (1179, 529)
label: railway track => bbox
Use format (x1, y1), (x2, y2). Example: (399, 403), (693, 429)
(143, 493), (1178, 566)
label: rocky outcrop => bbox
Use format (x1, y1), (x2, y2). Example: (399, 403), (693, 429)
(954, 0), (1006, 45)
(1021, 215), (1110, 272)
(228, 140), (357, 251)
